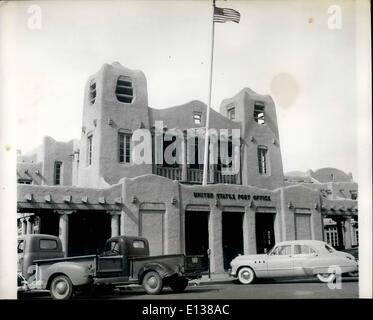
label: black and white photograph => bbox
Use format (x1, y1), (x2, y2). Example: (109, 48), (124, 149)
(0, 0), (371, 310)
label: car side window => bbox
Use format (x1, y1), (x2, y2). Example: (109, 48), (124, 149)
(104, 241), (120, 255)
(294, 245), (317, 255)
(271, 245), (291, 256)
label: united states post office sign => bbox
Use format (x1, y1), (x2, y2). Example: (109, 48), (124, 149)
(193, 192), (271, 202)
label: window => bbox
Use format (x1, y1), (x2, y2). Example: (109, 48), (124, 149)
(228, 106), (235, 120)
(104, 240), (120, 255)
(54, 161), (62, 185)
(294, 245), (317, 255)
(254, 102), (265, 124)
(325, 226), (339, 247)
(119, 133), (131, 163)
(325, 244), (335, 253)
(87, 134), (93, 166)
(271, 245), (291, 256)
(257, 146), (268, 175)
(115, 76), (133, 103)
(133, 240), (145, 249)
(39, 239), (58, 250)
(18, 240), (25, 254)
(350, 190), (357, 200)
(193, 112), (202, 124)
(18, 179), (32, 184)
(89, 80), (96, 105)
(218, 138), (233, 170)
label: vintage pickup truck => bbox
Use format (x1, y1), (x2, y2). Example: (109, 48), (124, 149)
(18, 234), (203, 300)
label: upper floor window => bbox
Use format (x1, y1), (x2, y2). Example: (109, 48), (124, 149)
(115, 76), (133, 103)
(89, 80), (96, 105)
(54, 161), (62, 185)
(257, 145), (268, 175)
(193, 112), (202, 124)
(254, 102), (265, 124)
(119, 133), (131, 164)
(18, 179), (32, 184)
(228, 107), (235, 120)
(87, 134), (93, 166)
(350, 190), (358, 200)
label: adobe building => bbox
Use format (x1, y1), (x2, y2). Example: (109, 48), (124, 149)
(17, 62), (358, 272)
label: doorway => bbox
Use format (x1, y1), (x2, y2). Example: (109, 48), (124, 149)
(255, 212), (275, 254)
(68, 211), (111, 256)
(39, 211), (59, 236)
(222, 212), (244, 270)
(185, 211), (209, 271)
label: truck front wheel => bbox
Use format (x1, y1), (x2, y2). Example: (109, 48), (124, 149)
(142, 271), (163, 295)
(50, 275), (74, 300)
(169, 278), (188, 293)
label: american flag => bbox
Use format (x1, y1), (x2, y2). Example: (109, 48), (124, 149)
(213, 6), (240, 24)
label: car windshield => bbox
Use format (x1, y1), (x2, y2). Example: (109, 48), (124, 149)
(324, 244), (336, 253)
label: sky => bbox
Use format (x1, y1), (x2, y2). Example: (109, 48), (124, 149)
(0, 0), (362, 178)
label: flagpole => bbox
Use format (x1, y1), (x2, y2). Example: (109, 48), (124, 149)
(202, 0), (216, 186)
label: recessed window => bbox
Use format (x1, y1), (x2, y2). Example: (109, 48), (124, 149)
(228, 107), (235, 120)
(254, 102), (265, 124)
(119, 133), (131, 163)
(257, 146), (268, 175)
(87, 134), (93, 166)
(89, 80), (96, 105)
(350, 190), (357, 200)
(193, 112), (202, 124)
(54, 161), (62, 185)
(115, 76), (133, 103)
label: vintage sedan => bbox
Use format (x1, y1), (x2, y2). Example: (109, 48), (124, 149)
(229, 240), (358, 284)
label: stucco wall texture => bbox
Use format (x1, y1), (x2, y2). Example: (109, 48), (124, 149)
(17, 62), (358, 271)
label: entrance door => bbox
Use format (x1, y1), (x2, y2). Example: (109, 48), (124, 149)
(256, 212), (275, 254)
(68, 211), (111, 257)
(185, 211), (209, 271)
(222, 212), (244, 270)
(39, 211), (59, 236)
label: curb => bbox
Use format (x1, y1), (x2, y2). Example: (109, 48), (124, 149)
(189, 278), (233, 286)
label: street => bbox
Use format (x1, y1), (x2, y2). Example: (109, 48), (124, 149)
(19, 277), (358, 300)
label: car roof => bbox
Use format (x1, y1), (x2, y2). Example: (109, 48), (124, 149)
(275, 240), (328, 249)
(18, 234), (60, 241)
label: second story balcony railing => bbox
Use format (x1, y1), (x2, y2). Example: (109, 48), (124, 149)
(154, 165), (239, 184)
(155, 166), (182, 181)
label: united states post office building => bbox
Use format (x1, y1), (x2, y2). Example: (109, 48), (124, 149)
(17, 62), (358, 272)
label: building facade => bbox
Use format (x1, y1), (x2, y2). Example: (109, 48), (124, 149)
(17, 62), (358, 272)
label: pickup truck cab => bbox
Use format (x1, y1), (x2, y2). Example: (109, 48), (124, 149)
(18, 234), (203, 299)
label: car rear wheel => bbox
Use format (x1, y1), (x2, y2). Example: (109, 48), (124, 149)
(169, 278), (188, 293)
(237, 267), (255, 284)
(143, 271), (164, 295)
(50, 275), (74, 300)
(317, 273), (336, 283)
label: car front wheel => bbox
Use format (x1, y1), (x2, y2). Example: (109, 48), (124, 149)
(317, 273), (336, 283)
(237, 267), (255, 284)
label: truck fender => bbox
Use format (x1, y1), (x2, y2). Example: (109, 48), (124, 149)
(138, 263), (176, 283)
(46, 262), (93, 288)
